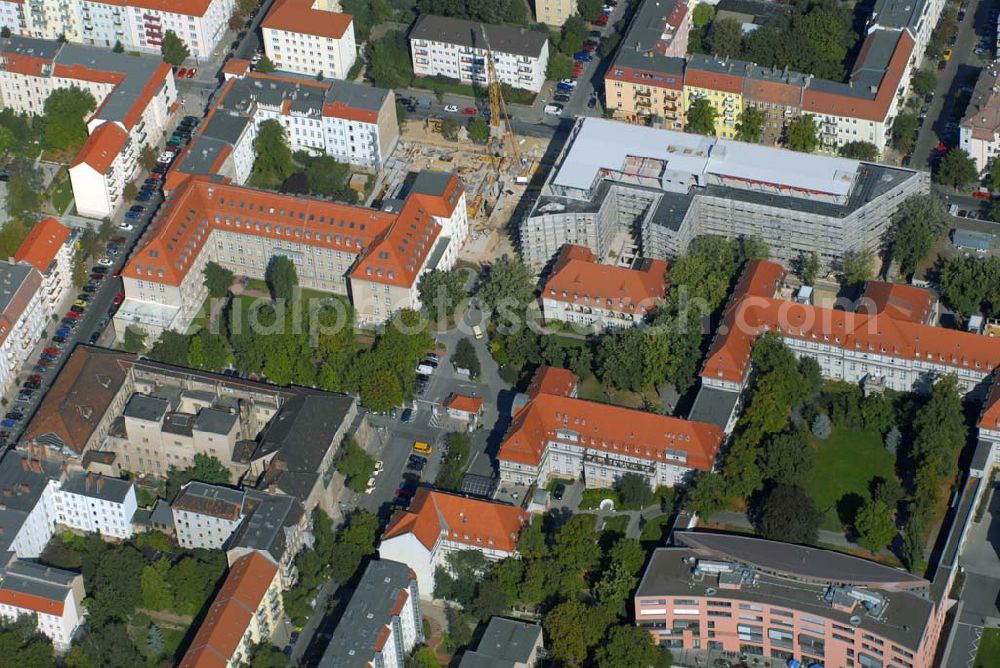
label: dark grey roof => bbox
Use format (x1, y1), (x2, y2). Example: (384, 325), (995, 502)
(610, 0), (686, 77)
(172, 481), (244, 518)
(0, 35), (60, 61)
(687, 384), (739, 431)
(6, 559), (78, 586)
(162, 412), (195, 436)
(971, 439), (993, 472)
(0, 262), (36, 313)
(870, 0), (928, 29)
(230, 490), (303, 561)
(194, 408), (238, 435)
(637, 543), (933, 650)
(54, 43), (165, 124)
(0, 560), (78, 603)
(60, 471), (132, 504)
(458, 652), (517, 667)
(149, 498), (174, 529)
(412, 171), (454, 198)
(462, 617), (542, 665)
(326, 79), (389, 113)
(850, 29), (899, 93)
(319, 559), (417, 667)
(0, 452), (62, 554)
(124, 394), (169, 422)
(409, 14), (548, 58)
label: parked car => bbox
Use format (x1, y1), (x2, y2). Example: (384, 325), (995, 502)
(554, 94), (571, 103)
(43, 347), (60, 356)
(137, 191), (154, 202)
(444, 104), (459, 112)
(400, 408), (414, 423)
(176, 67), (187, 77)
(33, 363), (50, 373)
(125, 211), (142, 221)
(185, 68), (197, 78)
(63, 312), (81, 321)
(22, 381), (39, 390)
(462, 107), (477, 115)
(5, 411), (23, 420)
(69, 305), (85, 314)
(61, 317), (78, 327)
(16, 390), (34, 403)
(56, 327), (71, 337)
(544, 103), (563, 115)
(574, 51), (593, 62)
(114, 291), (125, 306)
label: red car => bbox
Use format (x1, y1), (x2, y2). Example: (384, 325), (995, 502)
(64, 311), (81, 320)
(176, 67), (187, 77)
(42, 347), (60, 356)
(582, 43), (597, 52)
(113, 291), (125, 306)
(148, 172), (163, 181)
(27, 375), (41, 384)
(935, 141), (949, 153)
(595, 14), (608, 25)
(462, 107), (477, 115)
(972, 189), (992, 200)
(89, 273), (105, 281)
(186, 68), (197, 78)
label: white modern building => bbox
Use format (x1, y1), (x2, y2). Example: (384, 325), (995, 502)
(13, 217), (74, 322)
(55, 471), (137, 539)
(0, 262), (47, 397)
(409, 15), (549, 93)
(171, 481), (246, 550)
(378, 488), (528, 597)
(261, 0), (356, 79)
(68, 122), (137, 218)
(0, 560), (85, 651)
(960, 64), (1000, 173)
(0, 0), (234, 58)
(318, 559), (423, 668)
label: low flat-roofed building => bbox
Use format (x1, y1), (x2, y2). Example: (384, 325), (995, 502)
(459, 616), (544, 667)
(318, 559), (422, 667)
(442, 393), (485, 421)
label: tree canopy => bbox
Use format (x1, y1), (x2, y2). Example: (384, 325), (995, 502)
(887, 194), (949, 276)
(203, 261), (234, 298)
(266, 255), (298, 302)
(785, 114), (819, 152)
(479, 256), (535, 314)
(336, 437), (376, 493)
(756, 484), (823, 544)
(891, 113), (918, 153)
(160, 30), (190, 66)
(936, 148), (979, 189)
(453, 338), (481, 379)
(43, 87), (96, 151)
(854, 499), (897, 553)
(685, 98), (717, 136)
(418, 269), (465, 321)
(735, 107), (766, 143)
(251, 120), (294, 188)
(838, 141), (879, 160)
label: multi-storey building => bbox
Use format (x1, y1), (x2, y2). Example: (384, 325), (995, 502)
(535, 0), (575, 28)
(498, 365), (723, 489)
(318, 559), (423, 668)
(635, 532), (946, 668)
(378, 488), (528, 597)
(117, 170), (466, 335)
(13, 217), (74, 319)
(541, 244), (668, 330)
(0, 450), (63, 560)
(459, 617), (544, 668)
(0, 560), (85, 651)
(684, 55), (744, 139)
(520, 117), (927, 271)
(869, 0), (946, 69)
(180, 551), (283, 667)
(0, 36), (176, 218)
(261, 0), (356, 79)
(171, 481), (245, 550)
(960, 64), (1000, 174)
(0, 262), (46, 396)
(0, 0), (234, 58)
(55, 470), (137, 539)
(409, 15), (549, 93)
(168, 71), (398, 187)
(226, 490), (310, 588)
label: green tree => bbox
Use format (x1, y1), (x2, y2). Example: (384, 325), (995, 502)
(148, 330), (192, 367)
(467, 115), (490, 144)
(43, 87), (96, 150)
(686, 98), (717, 136)
(871, 475), (906, 509)
(936, 148), (979, 189)
(252, 120), (294, 188)
(203, 261), (235, 298)
(560, 15), (589, 56)
(266, 255), (298, 302)
(686, 471), (729, 519)
(479, 256), (535, 313)
(367, 31), (412, 89)
(418, 269), (465, 321)
(841, 250), (873, 287)
(912, 70), (937, 97)
(248, 644), (289, 667)
(760, 429), (815, 484)
(855, 499), (897, 553)
(452, 338), (480, 379)
(411, 647), (441, 668)
(547, 51), (574, 81)
(839, 141), (879, 161)
(692, 3), (715, 28)
(360, 368), (404, 411)
(887, 194), (949, 276)
(165, 453), (232, 500)
(140, 560), (173, 610)
(735, 107), (766, 143)
(756, 484), (823, 544)
(891, 113), (918, 153)
(5, 159), (42, 218)
(336, 437), (376, 493)
(544, 599), (612, 665)
(123, 325), (147, 353)
(139, 145), (159, 171)
(614, 472), (653, 508)
(298, 153), (353, 200)
(798, 251), (820, 284)
(900, 515), (924, 572)
(707, 18), (743, 58)
(577, 0), (602, 21)
(440, 117), (460, 141)
(187, 330), (231, 371)
(991, 158), (1000, 191)
(910, 375), (966, 519)
(596, 624), (673, 668)
(435, 432), (472, 491)
(785, 114), (819, 152)
(160, 30), (190, 66)
(251, 55), (275, 73)
(597, 327), (651, 392)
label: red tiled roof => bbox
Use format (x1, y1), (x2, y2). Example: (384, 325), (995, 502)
(382, 489), (528, 552)
(0, 589), (64, 617)
(444, 393), (484, 414)
(543, 244), (668, 316)
(129, 0), (215, 17)
(222, 58), (251, 78)
(979, 373), (1000, 429)
(14, 217), (69, 274)
(702, 260), (1000, 384)
(262, 0), (354, 39)
(527, 365), (579, 398)
(605, 65), (684, 90)
(858, 281), (935, 324)
(180, 552), (279, 668)
(69, 122), (128, 172)
(684, 64), (743, 94)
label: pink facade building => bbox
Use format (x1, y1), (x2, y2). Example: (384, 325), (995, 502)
(634, 533), (947, 668)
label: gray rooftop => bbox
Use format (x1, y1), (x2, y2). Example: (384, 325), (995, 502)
(0, 35), (61, 61)
(194, 408), (238, 435)
(610, 0), (687, 77)
(687, 384), (739, 431)
(230, 490), (303, 561)
(162, 412), (195, 437)
(172, 481), (244, 518)
(0, 560), (78, 604)
(411, 171), (454, 198)
(870, 0), (928, 30)
(319, 559), (416, 667)
(60, 471), (132, 504)
(410, 14), (548, 58)
(326, 78), (389, 113)
(0, 262), (37, 313)
(124, 394), (170, 422)
(460, 617), (542, 666)
(0, 452), (62, 554)
(54, 43), (165, 125)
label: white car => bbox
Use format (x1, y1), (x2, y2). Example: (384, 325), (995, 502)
(97, 257), (113, 267)
(119, 222), (134, 231)
(444, 104), (459, 112)
(157, 151), (176, 164)
(560, 79), (577, 87)
(374, 460), (384, 475)
(365, 477), (376, 494)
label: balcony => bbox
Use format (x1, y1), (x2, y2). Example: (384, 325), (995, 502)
(635, 88), (651, 97)
(635, 98), (651, 108)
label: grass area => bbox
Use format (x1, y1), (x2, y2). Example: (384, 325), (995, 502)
(639, 515), (673, 547)
(975, 628), (1000, 667)
(807, 426), (896, 532)
(241, 277), (342, 303)
(600, 515), (630, 535)
(579, 487), (620, 510)
(410, 75), (537, 106)
(48, 170), (73, 212)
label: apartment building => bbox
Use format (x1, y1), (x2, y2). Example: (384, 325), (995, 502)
(960, 64), (1000, 174)
(172, 481), (246, 550)
(55, 470), (137, 539)
(541, 244), (668, 330)
(869, 0), (946, 68)
(0, 262), (46, 397)
(13, 217), (74, 319)
(226, 490), (309, 588)
(169, 71), (398, 187)
(117, 170), (465, 335)
(498, 365), (723, 489)
(378, 489), (529, 597)
(0, 560), (85, 651)
(0, 36), (176, 218)
(318, 559), (423, 668)
(261, 0), (356, 79)
(0, 0), (234, 58)
(535, 0), (575, 27)
(520, 118), (927, 271)
(684, 55), (744, 139)
(409, 15), (549, 93)
(180, 551), (283, 668)
(635, 532), (944, 668)
(459, 617), (544, 668)
(0, 451), (63, 560)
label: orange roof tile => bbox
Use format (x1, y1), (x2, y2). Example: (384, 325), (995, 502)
(979, 372), (1000, 429)
(262, 0), (354, 39)
(322, 101), (377, 123)
(180, 552), (278, 668)
(69, 122), (128, 173)
(0, 589), (64, 617)
(14, 217), (70, 274)
(684, 64), (743, 94)
(129, 0), (215, 17)
(222, 58), (251, 78)
(444, 393), (484, 414)
(382, 489), (528, 552)
(858, 281), (935, 324)
(527, 365), (579, 398)
(499, 389), (723, 468)
(123, 61), (172, 129)
(543, 244), (668, 316)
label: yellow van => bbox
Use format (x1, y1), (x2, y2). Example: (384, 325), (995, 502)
(413, 441), (433, 455)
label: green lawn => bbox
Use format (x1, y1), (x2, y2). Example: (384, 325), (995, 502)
(580, 487), (620, 510)
(639, 515), (673, 547)
(807, 426), (896, 532)
(975, 628), (1000, 668)
(48, 170), (73, 212)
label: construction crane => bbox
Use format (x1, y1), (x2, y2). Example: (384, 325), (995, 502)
(479, 25), (522, 178)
